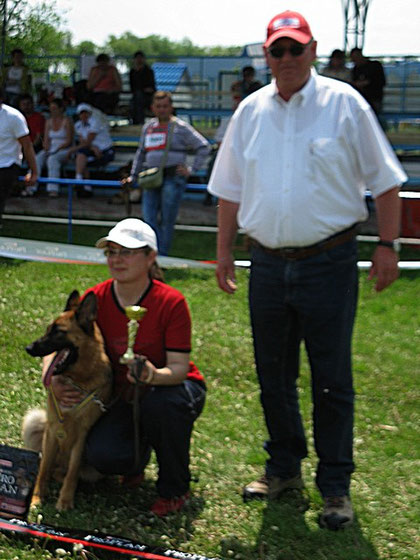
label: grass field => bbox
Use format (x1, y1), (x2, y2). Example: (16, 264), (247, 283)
(0, 232), (419, 559)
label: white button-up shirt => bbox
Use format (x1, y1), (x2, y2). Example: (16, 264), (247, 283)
(75, 115), (112, 152)
(208, 72), (407, 248)
(0, 103), (29, 168)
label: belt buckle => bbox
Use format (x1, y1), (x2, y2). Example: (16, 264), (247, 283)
(283, 247), (300, 260)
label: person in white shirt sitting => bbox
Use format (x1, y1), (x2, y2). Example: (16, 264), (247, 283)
(66, 103), (114, 198)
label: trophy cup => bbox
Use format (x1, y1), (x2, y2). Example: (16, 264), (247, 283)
(120, 305), (147, 364)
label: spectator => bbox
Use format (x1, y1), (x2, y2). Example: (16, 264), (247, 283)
(350, 47), (386, 114)
(129, 50), (156, 125)
(203, 87), (241, 206)
(62, 86), (76, 109)
(18, 94), (45, 154)
(0, 87), (37, 226)
(66, 103), (114, 198)
(87, 54), (122, 115)
(231, 66), (263, 100)
(23, 98), (74, 198)
(208, 10), (406, 530)
(45, 218), (206, 516)
(0, 48), (32, 107)
(124, 91), (210, 255)
(320, 49), (351, 82)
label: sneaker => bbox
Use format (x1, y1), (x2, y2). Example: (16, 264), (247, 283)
(120, 472), (145, 489)
(150, 492), (190, 517)
(243, 474), (304, 502)
(21, 187), (35, 197)
(319, 496), (354, 530)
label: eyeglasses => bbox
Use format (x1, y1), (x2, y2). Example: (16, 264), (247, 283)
(268, 40), (312, 59)
(104, 248), (145, 259)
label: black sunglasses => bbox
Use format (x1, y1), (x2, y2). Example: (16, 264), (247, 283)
(268, 41), (312, 59)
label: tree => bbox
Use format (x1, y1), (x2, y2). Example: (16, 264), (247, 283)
(1, 1), (71, 57)
(104, 31), (241, 59)
(73, 40), (99, 56)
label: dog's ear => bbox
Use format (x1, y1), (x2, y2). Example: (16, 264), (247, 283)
(65, 290), (80, 311)
(75, 292), (97, 336)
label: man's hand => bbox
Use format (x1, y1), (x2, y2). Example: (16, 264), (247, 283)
(368, 245), (399, 292)
(92, 146), (102, 159)
(24, 171), (37, 186)
(65, 146), (76, 160)
(121, 176), (133, 186)
(216, 255), (237, 294)
(176, 164), (191, 177)
(51, 375), (83, 408)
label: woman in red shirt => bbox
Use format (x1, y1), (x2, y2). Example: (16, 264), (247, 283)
(49, 218), (206, 516)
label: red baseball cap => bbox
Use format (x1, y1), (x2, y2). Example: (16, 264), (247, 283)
(265, 11), (313, 48)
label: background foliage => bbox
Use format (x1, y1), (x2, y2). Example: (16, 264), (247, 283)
(1, 0), (241, 59)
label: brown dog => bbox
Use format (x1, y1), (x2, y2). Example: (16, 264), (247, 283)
(23, 290), (112, 511)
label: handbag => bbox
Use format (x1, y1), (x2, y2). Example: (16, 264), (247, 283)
(137, 120), (174, 191)
(136, 166), (163, 190)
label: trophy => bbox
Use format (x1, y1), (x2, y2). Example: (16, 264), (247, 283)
(120, 305), (147, 364)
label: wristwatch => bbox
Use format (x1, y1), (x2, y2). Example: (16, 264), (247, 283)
(377, 239), (401, 253)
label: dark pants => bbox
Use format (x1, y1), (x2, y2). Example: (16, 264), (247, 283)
(0, 164), (19, 225)
(85, 380), (206, 498)
(249, 239), (358, 497)
(131, 91), (152, 125)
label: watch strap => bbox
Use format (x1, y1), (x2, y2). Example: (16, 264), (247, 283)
(377, 239), (400, 252)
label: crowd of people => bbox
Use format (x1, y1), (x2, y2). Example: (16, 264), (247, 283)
(0, 43), (387, 207)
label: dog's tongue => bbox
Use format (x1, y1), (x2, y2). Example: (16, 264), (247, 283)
(44, 349), (69, 387)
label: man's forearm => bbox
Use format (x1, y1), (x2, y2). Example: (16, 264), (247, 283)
(375, 186), (401, 240)
(217, 198), (240, 259)
(20, 137), (38, 176)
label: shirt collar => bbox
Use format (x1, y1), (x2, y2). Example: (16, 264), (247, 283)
(270, 68), (317, 107)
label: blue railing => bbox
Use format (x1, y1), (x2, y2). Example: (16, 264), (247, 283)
(18, 176), (209, 243)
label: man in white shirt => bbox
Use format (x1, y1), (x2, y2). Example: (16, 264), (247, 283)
(67, 103), (114, 198)
(0, 87), (37, 227)
(208, 11), (406, 530)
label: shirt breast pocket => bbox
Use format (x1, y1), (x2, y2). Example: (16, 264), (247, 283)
(308, 137), (346, 184)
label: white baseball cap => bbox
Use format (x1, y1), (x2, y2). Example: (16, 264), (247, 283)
(76, 103), (93, 114)
(96, 219), (158, 252)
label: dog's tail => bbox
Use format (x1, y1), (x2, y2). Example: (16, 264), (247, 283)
(22, 408), (47, 452)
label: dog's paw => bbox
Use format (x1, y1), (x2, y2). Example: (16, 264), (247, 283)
(56, 496), (74, 511)
(30, 494), (43, 509)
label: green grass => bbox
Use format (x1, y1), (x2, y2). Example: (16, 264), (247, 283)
(0, 240), (419, 558)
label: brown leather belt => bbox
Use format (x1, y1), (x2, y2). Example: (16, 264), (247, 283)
(250, 224), (358, 261)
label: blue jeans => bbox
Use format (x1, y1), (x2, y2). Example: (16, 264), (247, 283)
(84, 380), (206, 498)
(141, 174), (187, 255)
(249, 239), (358, 497)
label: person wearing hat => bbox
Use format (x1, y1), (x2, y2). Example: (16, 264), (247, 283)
(66, 103), (114, 198)
(45, 218), (206, 516)
(208, 11), (406, 529)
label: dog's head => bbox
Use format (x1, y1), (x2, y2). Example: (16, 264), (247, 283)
(26, 290), (98, 377)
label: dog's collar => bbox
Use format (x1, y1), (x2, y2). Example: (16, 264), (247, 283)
(49, 382), (110, 439)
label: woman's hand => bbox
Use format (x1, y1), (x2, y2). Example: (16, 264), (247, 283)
(51, 375), (84, 408)
(127, 356), (156, 385)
